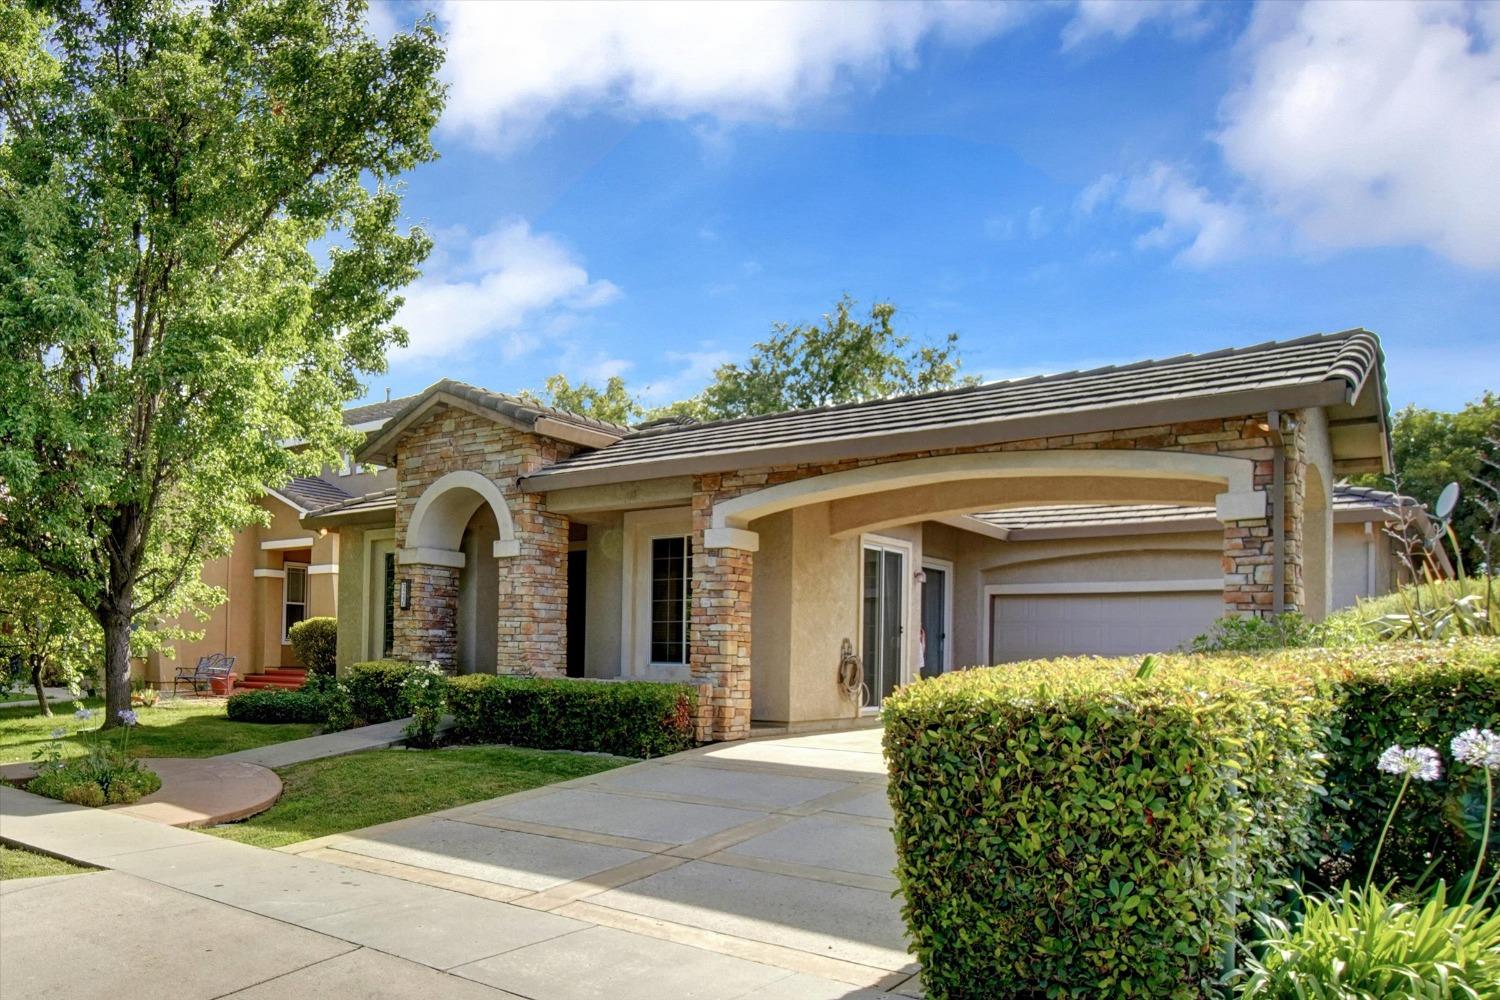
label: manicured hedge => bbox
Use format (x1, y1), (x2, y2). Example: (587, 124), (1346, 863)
(343, 660), (423, 724)
(447, 675), (696, 758)
(226, 688), (327, 724)
(885, 655), (1330, 998)
(288, 616), (338, 675)
(883, 639), (1500, 999)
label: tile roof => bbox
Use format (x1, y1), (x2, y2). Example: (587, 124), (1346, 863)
(525, 329), (1384, 489)
(344, 394), (420, 426)
(299, 486), (398, 526)
(277, 476), (353, 511)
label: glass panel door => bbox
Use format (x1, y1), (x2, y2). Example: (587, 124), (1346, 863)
(861, 544), (906, 707)
(921, 567), (947, 679)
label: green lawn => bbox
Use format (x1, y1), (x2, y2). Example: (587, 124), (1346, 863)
(0, 698), (318, 765)
(208, 745), (630, 849)
(0, 844), (98, 880)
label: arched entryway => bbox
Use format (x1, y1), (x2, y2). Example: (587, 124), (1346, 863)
(455, 504), (500, 673)
(394, 471), (519, 670)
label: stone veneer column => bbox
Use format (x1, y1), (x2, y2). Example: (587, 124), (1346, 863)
(496, 494), (569, 676)
(1221, 415), (1307, 617)
(392, 562), (459, 669)
(691, 478), (753, 742)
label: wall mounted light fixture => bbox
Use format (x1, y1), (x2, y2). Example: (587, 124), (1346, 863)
(399, 579), (411, 610)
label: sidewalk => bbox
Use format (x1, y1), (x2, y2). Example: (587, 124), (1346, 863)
(213, 717), (422, 768)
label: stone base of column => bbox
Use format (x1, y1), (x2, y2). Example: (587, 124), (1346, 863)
(392, 562), (459, 669)
(691, 545), (753, 742)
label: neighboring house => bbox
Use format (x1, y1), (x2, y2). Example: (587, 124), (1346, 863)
(135, 395), (411, 686)
(148, 329), (1419, 741)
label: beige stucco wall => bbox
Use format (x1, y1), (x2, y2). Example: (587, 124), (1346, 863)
(582, 513), (625, 678)
(1333, 520), (1399, 611)
(142, 495), (339, 685)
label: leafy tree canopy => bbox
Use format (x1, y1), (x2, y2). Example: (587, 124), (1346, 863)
(523, 374), (640, 426)
(1364, 393), (1500, 570)
(693, 295), (975, 420)
(531, 295), (977, 428)
(0, 0), (445, 722)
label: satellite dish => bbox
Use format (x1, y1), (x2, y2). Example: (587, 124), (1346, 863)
(1434, 482), (1460, 522)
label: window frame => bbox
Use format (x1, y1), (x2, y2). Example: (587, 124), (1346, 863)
(647, 534), (692, 666)
(282, 563), (308, 642)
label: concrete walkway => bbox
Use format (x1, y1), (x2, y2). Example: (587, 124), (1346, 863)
(214, 716), (419, 768)
(1, 726), (918, 999)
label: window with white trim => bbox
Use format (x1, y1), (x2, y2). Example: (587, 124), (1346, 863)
(283, 564), (307, 641)
(649, 536), (691, 664)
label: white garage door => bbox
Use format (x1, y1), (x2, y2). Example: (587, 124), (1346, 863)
(989, 590), (1222, 662)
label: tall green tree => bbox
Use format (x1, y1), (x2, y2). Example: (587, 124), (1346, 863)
(1369, 393), (1500, 570)
(692, 295), (976, 420)
(0, 1), (444, 724)
(523, 373), (641, 426)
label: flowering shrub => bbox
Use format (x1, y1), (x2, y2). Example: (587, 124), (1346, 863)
(343, 660), (424, 724)
(26, 708), (161, 807)
(402, 663), (446, 748)
(1238, 730), (1500, 997)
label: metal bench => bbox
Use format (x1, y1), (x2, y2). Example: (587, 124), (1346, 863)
(172, 653), (238, 696)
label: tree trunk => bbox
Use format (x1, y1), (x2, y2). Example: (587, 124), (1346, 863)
(30, 659), (52, 717)
(101, 611), (132, 728)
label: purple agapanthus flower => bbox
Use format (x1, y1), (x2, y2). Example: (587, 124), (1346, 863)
(1451, 728), (1500, 771)
(117, 709), (138, 727)
(1377, 744), (1442, 782)
(74, 708), (93, 721)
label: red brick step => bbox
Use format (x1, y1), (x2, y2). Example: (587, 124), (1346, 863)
(236, 667), (309, 691)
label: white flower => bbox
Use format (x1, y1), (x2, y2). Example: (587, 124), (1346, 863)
(1377, 744), (1443, 782)
(1451, 728), (1500, 771)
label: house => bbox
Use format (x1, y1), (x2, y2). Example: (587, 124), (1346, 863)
(135, 395), (410, 687)
(147, 329), (1416, 739)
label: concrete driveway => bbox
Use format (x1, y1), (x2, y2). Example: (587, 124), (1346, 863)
(291, 725), (916, 997)
(2, 726), (919, 1000)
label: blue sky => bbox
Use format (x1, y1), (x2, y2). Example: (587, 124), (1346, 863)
(361, 1), (1500, 412)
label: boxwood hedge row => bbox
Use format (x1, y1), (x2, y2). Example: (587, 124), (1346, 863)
(882, 639), (1500, 999)
(446, 674), (696, 758)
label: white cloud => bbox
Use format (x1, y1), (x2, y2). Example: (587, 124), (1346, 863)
(436, 1), (1027, 145)
(1217, 1), (1500, 269)
(1061, 0), (1206, 50)
(393, 221), (620, 360)
(1118, 163), (1256, 265)
(1080, 164), (1257, 265)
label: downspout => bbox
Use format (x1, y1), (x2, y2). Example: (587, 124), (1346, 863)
(1267, 410), (1285, 616)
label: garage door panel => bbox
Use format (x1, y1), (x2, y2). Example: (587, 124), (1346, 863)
(989, 591), (1221, 663)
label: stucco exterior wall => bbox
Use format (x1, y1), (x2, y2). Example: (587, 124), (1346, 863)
(141, 494), (336, 685)
(582, 513), (625, 678)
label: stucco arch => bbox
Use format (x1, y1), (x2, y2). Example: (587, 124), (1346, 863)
(706, 450), (1263, 549)
(403, 470), (520, 565)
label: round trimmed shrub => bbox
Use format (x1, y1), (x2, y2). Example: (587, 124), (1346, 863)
(288, 616), (338, 675)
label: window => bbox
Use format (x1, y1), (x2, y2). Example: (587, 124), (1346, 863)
(283, 564), (307, 641)
(649, 536), (691, 664)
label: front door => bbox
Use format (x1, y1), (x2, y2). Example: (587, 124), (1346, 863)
(921, 565), (947, 679)
(861, 544), (906, 707)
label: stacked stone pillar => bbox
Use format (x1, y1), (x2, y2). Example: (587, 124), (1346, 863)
(691, 479), (754, 742)
(1220, 416), (1307, 617)
(391, 561), (460, 668)
(497, 494), (570, 676)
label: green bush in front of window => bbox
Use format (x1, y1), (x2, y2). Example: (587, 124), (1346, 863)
(288, 616), (338, 675)
(446, 675), (696, 758)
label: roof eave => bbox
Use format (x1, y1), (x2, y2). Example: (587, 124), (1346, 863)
(522, 380), (1347, 493)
